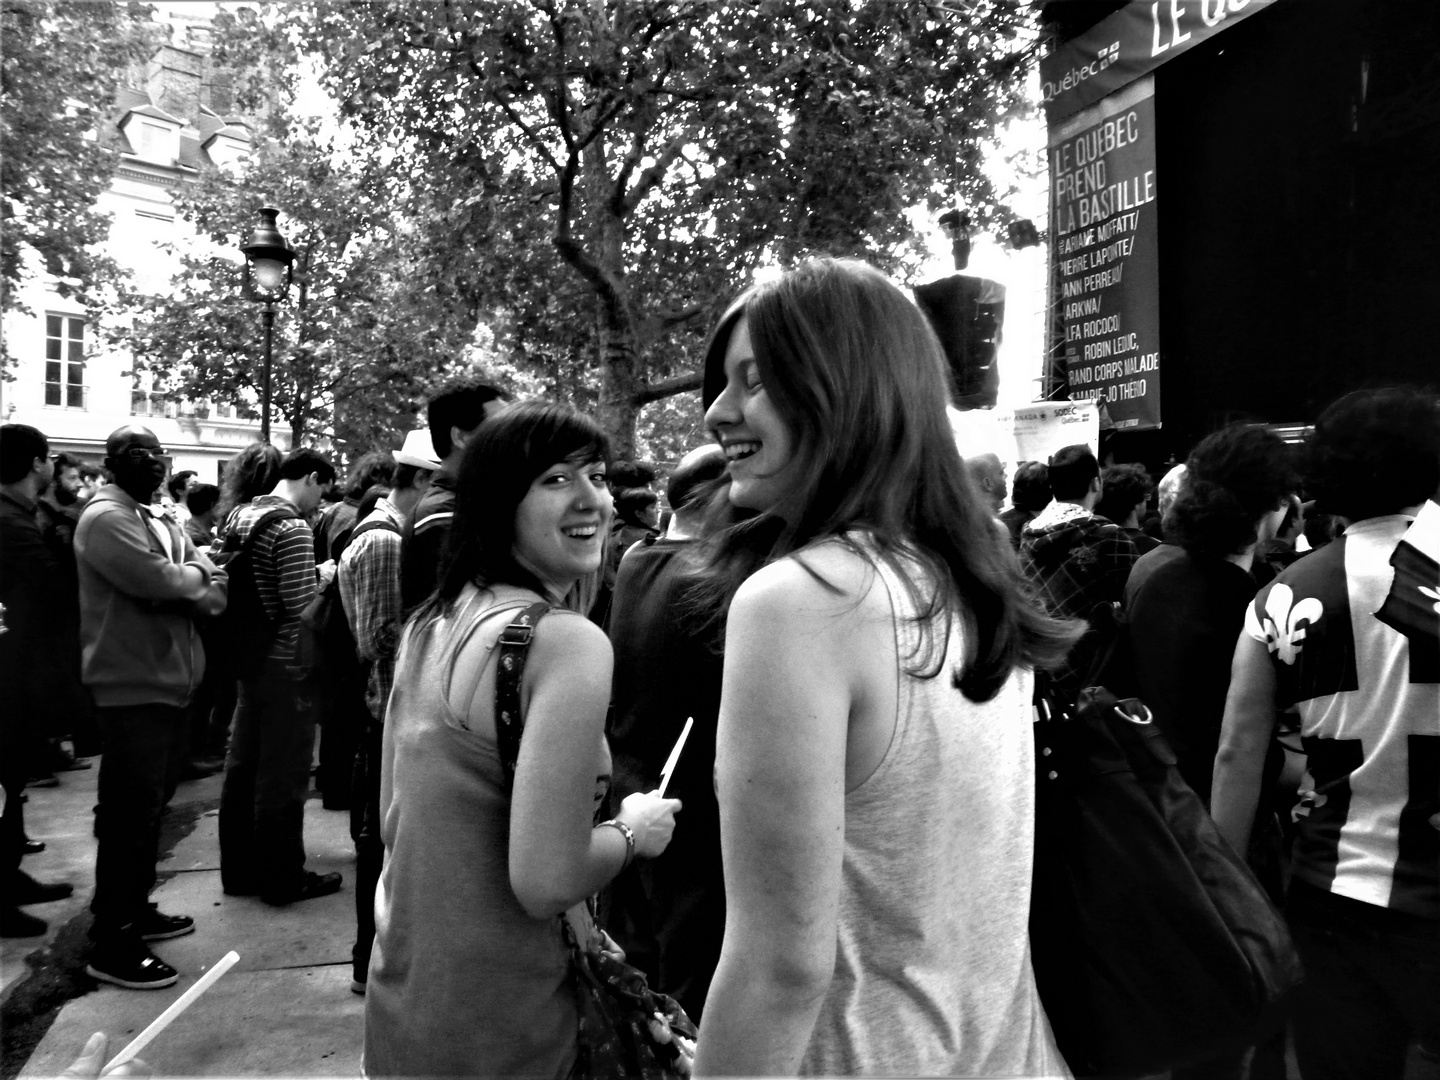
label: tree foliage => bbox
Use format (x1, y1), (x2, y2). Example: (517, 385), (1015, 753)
(0, 0), (154, 320)
(264, 0), (1035, 456)
(116, 130), (501, 453)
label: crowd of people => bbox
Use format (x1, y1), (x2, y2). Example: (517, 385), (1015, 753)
(1, 256), (1436, 1079)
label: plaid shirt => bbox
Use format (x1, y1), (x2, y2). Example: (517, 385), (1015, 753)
(337, 498), (405, 721)
(1021, 503), (1142, 697)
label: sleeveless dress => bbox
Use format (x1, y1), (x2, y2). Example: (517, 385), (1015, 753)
(799, 553), (1070, 1078)
(364, 588), (607, 1079)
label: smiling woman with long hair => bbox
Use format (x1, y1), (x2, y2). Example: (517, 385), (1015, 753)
(363, 400), (681, 1078)
(690, 259), (1081, 1078)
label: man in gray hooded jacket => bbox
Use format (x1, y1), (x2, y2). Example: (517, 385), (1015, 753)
(75, 425), (226, 989)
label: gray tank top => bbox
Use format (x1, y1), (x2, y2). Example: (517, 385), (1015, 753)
(800, 554), (1070, 1077)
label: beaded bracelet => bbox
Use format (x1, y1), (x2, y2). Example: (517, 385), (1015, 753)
(597, 819), (636, 870)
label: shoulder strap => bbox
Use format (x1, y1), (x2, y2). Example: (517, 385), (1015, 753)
(349, 518), (402, 540)
(335, 516), (400, 560)
(494, 600), (553, 792)
(222, 506), (299, 559)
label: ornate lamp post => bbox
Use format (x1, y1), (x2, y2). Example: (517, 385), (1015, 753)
(240, 206), (296, 444)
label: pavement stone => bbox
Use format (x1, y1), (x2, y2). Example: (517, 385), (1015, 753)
(6, 758), (365, 1079)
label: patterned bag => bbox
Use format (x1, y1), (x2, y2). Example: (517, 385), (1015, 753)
(495, 603), (698, 1078)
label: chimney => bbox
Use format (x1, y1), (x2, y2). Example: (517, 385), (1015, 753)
(146, 45), (204, 124)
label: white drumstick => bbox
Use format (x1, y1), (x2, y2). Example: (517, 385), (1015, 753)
(104, 951), (240, 1072)
(657, 717), (694, 798)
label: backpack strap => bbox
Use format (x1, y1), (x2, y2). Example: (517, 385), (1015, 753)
(218, 506), (299, 561)
(494, 600), (553, 792)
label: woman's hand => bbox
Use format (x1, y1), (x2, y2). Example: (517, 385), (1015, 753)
(616, 790), (682, 858)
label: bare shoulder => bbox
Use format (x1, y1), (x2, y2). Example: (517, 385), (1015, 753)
(528, 607), (612, 667)
(732, 540), (889, 631)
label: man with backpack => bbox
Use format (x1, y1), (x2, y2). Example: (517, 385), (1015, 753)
(216, 447), (341, 906)
(337, 430), (437, 993)
(75, 426), (227, 987)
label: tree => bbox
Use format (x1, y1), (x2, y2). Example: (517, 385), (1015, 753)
(117, 131), (494, 452)
(265, 0), (1035, 456)
(0, 1), (154, 324)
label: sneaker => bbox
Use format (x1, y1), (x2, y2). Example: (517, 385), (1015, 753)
(1, 907), (47, 938)
(9, 872), (74, 905)
(86, 942), (179, 990)
(21, 838), (46, 856)
(261, 870), (343, 906)
(134, 909), (195, 941)
(350, 978), (366, 995)
(27, 774), (59, 789)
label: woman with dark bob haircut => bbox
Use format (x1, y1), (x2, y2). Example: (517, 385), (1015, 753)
(364, 400), (681, 1078)
(691, 259), (1080, 1076)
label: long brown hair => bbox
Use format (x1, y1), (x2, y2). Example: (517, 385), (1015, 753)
(693, 258), (1078, 702)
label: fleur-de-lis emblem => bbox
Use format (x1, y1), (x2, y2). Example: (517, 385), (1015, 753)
(1260, 583), (1324, 666)
(1421, 585), (1440, 616)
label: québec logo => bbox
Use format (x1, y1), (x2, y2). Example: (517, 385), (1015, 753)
(1042, 41), (1122, 102)
(1259, 584), (1323, 666)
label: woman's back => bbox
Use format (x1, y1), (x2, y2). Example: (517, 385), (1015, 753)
(801, 551), (1067, 1077)
(364, 586), (580, 1079)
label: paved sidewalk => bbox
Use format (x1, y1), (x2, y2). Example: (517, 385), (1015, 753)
(4, 762), (364, 1078)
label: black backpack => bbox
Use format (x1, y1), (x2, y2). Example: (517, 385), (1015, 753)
(209, 506), (300, 680)
(296, 517), (402, 682)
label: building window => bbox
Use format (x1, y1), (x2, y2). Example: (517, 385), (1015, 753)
(45, 315), (86, 409)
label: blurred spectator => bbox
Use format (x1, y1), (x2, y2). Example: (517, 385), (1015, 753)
(1097, 462), (1159, 554)
(1125, 425), (1298, 802)
(76, 464), (105, 505)
(1020, 444), (1142, 700)
(965, 452), (1006, 516)
(164, 471), (197, 527)
(338, 430), (437, 994)
(0, 424), (77, 938)
(314, 451), (394, 564)
(183, 484), (220, 550)
(998, 461), (1049, 547)
(36, 452), (97, 764)
(400, 379), (508, 614)
(605, 444), (729, 1019)
(215, 443), (282, 532)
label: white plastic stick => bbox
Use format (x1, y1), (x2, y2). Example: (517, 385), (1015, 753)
(657, 717), (694, 798)
(104, 951), (240, 1072)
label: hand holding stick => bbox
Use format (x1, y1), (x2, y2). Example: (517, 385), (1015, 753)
(103, 951), (241, 1073)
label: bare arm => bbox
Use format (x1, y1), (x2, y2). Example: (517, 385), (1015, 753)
(506, 612), (678, 917)
(1211, 631), (1280, 855)
(694, 560), (858, 1077)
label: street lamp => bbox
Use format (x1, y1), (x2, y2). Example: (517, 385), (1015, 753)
(240, 205), (296, 444)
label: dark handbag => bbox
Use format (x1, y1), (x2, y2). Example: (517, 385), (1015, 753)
(494, 603), (698, 1079)
(1030, 683), (1303, 1079)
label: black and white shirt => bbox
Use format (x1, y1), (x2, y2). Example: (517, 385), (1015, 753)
(1243, 505), (1439, 919)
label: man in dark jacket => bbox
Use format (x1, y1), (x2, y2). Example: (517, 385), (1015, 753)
(400, 379), (506, 614)
(605, 445), (729, 1019)
(0, 424), (76, 938)
(76, 426), (227, 987)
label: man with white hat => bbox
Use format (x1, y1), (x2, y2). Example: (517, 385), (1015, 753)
(337, 428), (437, 994)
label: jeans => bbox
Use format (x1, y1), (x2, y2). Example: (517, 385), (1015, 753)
(1286, 880), (1440, 1080)
(89, 703), (188, 938)
(219, 659), (316, 895)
